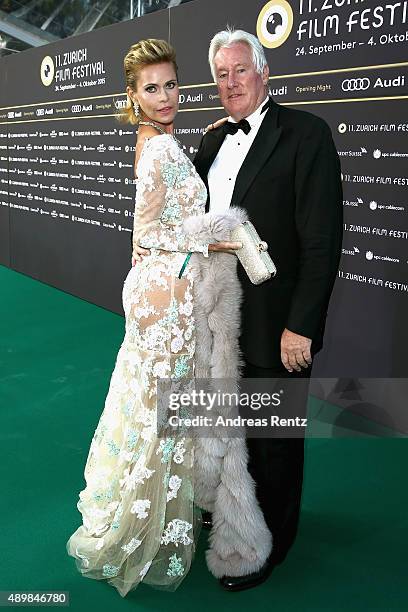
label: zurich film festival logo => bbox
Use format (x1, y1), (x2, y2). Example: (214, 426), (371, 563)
(40, 55), (55, 86)
(257, 0), (293, 49)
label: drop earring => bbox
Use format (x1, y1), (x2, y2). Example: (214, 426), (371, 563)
(133, 100), (139, 117)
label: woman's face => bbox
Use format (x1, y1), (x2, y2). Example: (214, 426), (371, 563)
(131, 61), (179, 125)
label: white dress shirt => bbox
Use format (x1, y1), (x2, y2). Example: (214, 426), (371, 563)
(208, 96), (270, 214)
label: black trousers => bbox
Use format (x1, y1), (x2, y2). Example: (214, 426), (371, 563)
(242, 358), (312, 565)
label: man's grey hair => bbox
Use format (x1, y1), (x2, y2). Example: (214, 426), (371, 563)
(208, 27), (268, 81)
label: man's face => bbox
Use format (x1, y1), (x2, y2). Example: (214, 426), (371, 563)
(213, 42), (269, 121)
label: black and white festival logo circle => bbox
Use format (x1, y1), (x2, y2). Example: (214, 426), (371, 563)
(257, 0), (293, 49)
(40, 55), (55, 86)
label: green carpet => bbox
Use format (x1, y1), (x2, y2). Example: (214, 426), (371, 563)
(1, 264), (407, 611)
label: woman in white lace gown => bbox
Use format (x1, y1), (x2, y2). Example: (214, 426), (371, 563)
(65, 39), (241, 597)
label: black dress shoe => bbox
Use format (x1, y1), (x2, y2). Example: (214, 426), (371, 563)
(201, 510), (213, 530)
(219, 555), (277, 591)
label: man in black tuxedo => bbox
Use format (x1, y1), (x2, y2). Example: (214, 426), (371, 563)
(191, 28), (343, 591)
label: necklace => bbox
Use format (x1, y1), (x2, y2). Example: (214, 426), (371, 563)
(138, 120), (167, 135)
(138, 120), (182, 147)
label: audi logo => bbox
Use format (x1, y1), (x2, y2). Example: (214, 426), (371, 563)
(342, 78), (371, 92)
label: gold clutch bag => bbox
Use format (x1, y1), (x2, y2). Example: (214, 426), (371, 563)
(230, 220), (277, 285)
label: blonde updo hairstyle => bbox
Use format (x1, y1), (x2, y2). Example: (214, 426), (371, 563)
(116, 38), (178, 126)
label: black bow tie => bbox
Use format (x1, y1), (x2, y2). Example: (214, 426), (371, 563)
(223, 118), (251, 136)
(223, 98), (271, 136)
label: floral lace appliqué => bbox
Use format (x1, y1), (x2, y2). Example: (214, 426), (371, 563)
(122, 537), (142, 555)
(173, 438), (187, 464)
(156, 437), (175, 463)
(166, 474), (182, 501)
(102, 563), (120, 578)
(167, 553), (185, 577)
(160, 519), (193, 547)
(119, 465), (155, 492)
(130, 499), (151, 519)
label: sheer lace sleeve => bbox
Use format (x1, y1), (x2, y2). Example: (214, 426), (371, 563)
(132, 135), (209, 257)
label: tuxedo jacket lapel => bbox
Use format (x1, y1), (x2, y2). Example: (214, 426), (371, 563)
(230, 99), (282, 209)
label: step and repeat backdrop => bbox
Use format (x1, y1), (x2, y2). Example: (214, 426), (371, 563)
(0, 0), (407, 377)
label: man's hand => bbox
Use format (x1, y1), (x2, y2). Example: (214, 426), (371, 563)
(205, 117), (229, 132)
(281, 328), (312, 372)
(132, 244), (151, 266)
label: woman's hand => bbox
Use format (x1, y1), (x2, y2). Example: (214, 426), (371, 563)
(132, 241), (242, 265)
(208, 240), (242, 254)
(205, 117), (229, 132)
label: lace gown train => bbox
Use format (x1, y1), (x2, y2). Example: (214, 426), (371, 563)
(66, 134), (210, 597)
